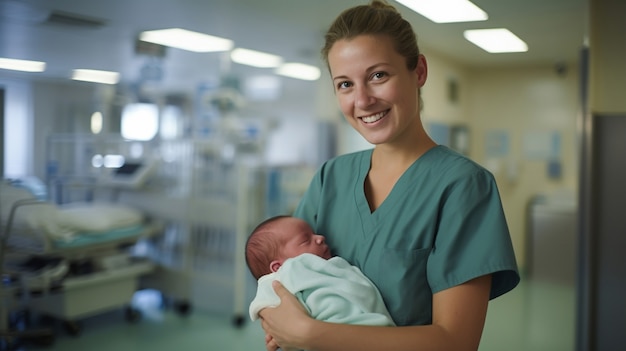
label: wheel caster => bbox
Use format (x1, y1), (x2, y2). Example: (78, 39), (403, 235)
(174, 301), (191, 316)
(125, 307), (142, 323)
(34, 333), (55, 347)
(0, 336), (20, 350)
(232, 314), (246, 328)
(63, 320), (81, 336)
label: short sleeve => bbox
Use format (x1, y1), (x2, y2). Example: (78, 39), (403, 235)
(427, 169), (520, 299)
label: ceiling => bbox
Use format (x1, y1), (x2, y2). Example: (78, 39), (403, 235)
(0, 0), (588, 96)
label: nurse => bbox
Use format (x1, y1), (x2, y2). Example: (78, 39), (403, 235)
(258, 1), (520, 350)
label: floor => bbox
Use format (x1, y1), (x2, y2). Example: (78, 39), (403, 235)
(13, 275), (575, 351)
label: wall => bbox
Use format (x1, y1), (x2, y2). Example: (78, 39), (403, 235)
(467, 64), (580, 269)
(421, 50), (471, 125)
(0, 78), (33, 178)
(31, 80), (96, 180)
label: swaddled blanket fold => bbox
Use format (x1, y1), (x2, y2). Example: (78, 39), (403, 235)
(249, 253), (395, 326)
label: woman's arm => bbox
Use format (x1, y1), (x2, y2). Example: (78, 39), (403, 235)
(259, 274), (492, 351)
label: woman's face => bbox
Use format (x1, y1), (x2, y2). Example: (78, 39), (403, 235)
(328, 35), (427, 146)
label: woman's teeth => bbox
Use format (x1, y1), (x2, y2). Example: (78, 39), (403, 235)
(361, 111), (386, 123)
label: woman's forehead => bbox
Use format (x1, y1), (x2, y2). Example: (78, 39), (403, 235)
(328, 35), (401, 74)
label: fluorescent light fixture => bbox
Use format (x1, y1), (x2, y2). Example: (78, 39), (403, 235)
(0, 57), (46, 72)
(230, 48), (283, 68)
(396, 0), (487, 23)
(275, 63), (321, 81)
(464, 28), (528, 53)
(139, 28), (233, 52)
(72, 69), (120, 84)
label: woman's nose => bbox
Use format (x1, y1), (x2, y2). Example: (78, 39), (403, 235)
(354, 85), (375, 109)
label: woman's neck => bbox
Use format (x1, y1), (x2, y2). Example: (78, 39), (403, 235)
(371, 128), (437, 172)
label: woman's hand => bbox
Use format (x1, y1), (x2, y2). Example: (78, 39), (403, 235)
(264, 332), (279, 351)
(259, 280), (313, 351)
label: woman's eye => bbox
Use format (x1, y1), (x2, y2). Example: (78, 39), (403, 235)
(337, 81), (352, 89)
(372, 72), (386, 80)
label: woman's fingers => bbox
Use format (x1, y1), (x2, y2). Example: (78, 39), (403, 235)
(271, 280), (289, 297)
(265, 333), (279, 351)
(258, 280), (310, 350)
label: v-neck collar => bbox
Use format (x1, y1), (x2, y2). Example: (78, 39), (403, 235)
(355, 149), (375, 228)
(354, 146), (442, 227)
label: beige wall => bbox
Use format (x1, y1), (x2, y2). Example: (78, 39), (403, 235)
(466, 65), (580, 269)
(421, 50), (471, 124)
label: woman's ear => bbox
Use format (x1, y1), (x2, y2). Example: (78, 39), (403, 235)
(415, 54), (428, 87)
(269, 260), (283, 273)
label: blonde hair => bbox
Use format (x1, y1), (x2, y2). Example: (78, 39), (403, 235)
(321, 0), (420, 71)
(321, 0), (424, 109)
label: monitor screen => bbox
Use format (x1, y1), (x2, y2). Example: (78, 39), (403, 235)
(115, 162), (142, 176)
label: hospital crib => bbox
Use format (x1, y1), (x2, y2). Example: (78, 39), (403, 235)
(0, 179), (163, 345)
(44, 134), (313, 327)
(118, 141), (266, 326)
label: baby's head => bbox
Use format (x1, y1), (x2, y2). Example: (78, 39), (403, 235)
(245, 215), (332, 280)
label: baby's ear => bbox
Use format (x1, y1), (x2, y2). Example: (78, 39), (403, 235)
(269, 260), (282, 273)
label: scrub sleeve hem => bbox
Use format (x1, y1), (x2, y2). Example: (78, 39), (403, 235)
(428, 265), (520, 300)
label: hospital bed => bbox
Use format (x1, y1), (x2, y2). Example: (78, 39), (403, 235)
(0, 180), (162, 341)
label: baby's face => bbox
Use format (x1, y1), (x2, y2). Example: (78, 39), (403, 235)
(278, 217), (332, 260)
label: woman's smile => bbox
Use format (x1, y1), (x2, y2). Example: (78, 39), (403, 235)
(360, 109), (389, 124)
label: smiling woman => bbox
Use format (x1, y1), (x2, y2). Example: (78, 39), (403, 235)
(256, 2), (520, 351)
(328, 34), (426, 147)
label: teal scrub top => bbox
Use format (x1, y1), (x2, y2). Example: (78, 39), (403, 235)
(293, 145), (520, 326)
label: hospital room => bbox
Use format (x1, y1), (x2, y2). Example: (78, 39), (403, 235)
(1, 0), (625, 350)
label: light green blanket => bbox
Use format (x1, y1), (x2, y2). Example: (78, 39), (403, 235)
(249, 253), (395, 326)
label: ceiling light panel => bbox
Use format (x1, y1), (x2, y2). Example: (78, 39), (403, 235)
(275, 63), (321, 81)
(464, 28), (528, 53)
(395, 0), (487, 23)
(72, 69), (120, 84)
(231, 48), (283, 68)
(139, 28), (233, 52)
(0, 57), (46, 72)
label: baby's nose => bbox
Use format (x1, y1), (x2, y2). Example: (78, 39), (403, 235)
(315, 235), (325, 244)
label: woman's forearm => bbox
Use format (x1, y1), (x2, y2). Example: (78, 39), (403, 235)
(303, 321), (454, 351)
(262, 276), (490, 351)
(301, 275), (491, 351)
